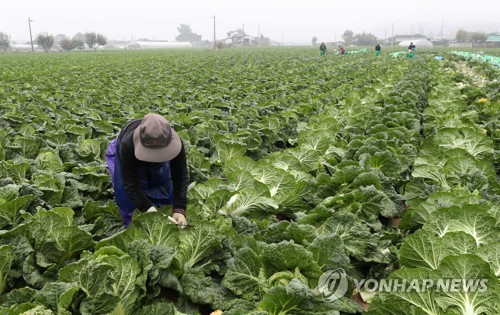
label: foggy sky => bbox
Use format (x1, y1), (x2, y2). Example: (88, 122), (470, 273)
(2, 0), (500, 44)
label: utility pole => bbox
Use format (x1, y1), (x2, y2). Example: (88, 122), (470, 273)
(441, 20), (444, 40)
(28, 17), (34, 52)
(390, 24), (393, 47)
(212, 15), (216, 50)
(391, 23), (394, 47)
(281, 29), (284, 46)
(258, 24), (260, 46)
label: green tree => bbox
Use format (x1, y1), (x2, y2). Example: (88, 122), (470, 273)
(342, 30), (354, 45)
(36, 32), (54, 52)
(59, 36), (75, 51)
(71, 34), (85, 50)
(84, 32), (107, 50)
(312, 37), (318, 46)
(175, 24), (202, 42)
(470, 32), (486, 43)
(96, 34), (107, 48)
(0, 32), (10, 52)
(73, 32), (85, 42)
(215, 40), (227, 49)
(456, 29), (469, 42)
(354, 32), (378, 46)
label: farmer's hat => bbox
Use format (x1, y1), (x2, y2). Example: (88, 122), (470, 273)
(133, 114), (181, 162)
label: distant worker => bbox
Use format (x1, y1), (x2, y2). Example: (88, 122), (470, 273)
(407, 49), (415, 59)
(319, 42), (327, 56)
(375, 43), (381, 56)
(407, 42), (416, 59)
(338, 44), (345, 55)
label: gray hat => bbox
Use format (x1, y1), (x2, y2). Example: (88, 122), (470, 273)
(133, 114), (182, 162)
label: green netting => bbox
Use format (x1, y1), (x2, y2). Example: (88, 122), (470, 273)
(389, 51), (407, 58)
(451, 51), (500, 68)
(345, 48), (367, 55)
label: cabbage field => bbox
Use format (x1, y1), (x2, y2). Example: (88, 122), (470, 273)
(0, 48), (499, 315)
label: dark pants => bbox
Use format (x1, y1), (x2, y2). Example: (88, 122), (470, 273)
(105, 138), (173, 227)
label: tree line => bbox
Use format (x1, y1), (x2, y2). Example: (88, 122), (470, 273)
(455, 29), (489, 43)
(312, 30), (380, 46)
(1, 22), (274, 53)
(312, 29), (498, 46)
(3, 26), (495, 52)
(0, 31), (107, 52)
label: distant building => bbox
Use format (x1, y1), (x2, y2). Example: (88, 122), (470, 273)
(391, 34), (427, 43)
(399, 39), (434, 48)
(10, 44), (41, 52)
(430, 38), (450, 46)
(105, 40), (126, 49)
(449, 42), (473, 48)
(127, 41), (192, 49)
(450, 34), (500, 48)
(388, 34), (431, 47)
(485, 34), (500, 47)
(224, 30), (256, 47)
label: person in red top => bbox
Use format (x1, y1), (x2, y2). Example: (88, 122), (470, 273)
(338, 44), (345, 55)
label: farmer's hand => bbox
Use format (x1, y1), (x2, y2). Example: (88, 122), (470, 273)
(146, 206), (157, 213)
(172, 212), (187, 229)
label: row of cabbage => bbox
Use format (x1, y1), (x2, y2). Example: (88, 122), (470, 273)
(0, 50), (412, 314)
(368, 57), (499, 314)
(2, 50), (495, 314)
(0, 50), (380, 222)
(168, 57), (432, 314)
(0, 50), (385, 210)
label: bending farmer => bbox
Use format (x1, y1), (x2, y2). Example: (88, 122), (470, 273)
(375, 43), (381, 56)
(407, 49), (415, 59)
(338, 45), (346, 55)
(106, 113), (189, 228)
